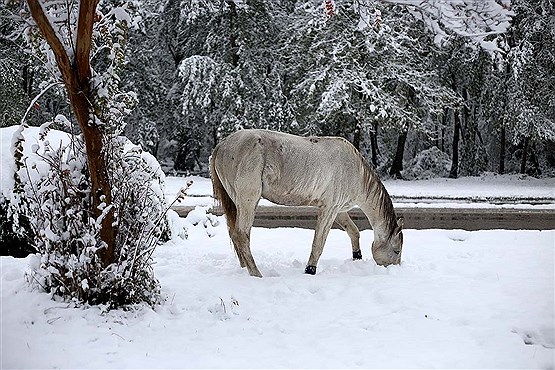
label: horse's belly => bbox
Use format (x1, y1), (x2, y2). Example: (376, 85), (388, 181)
(261, 188), (320, 207)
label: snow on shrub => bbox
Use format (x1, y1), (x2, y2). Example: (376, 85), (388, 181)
(403, 146), (451, 180)
(184, 206), (220, 238)
(9, 123), (185, 308)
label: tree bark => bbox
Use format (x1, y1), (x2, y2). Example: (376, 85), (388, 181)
(449, 110), (461, 178)
(27, 0), (116, 267)
(369, 121), (379, 167)
(520, 136), (529, 174)
(22, 65), (34, 98)
(498, 125), (506, 174)
(389, 129), (408, 179)
(440, 108), (448, 152)
(352, 123), (361, 151)
(226, 0), (239, 68)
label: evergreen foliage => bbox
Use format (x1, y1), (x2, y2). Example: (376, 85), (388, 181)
(4, 0), (554, 179)
(112, 0), (555, 178)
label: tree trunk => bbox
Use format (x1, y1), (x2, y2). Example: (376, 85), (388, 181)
(449, 110), (461, 178)
(69, 79), (116, 267)
(227, 0), (239, 67)
(352, 123), (361, 151)
(22, 65), (34, 98)
(27, 0), (116, 267)
(369, 121), (379, 167)
(520, 136), (529, 174)
(389, 129), (408, 179)
(498, 125), (506, 174)
(440, 109), (448, 152)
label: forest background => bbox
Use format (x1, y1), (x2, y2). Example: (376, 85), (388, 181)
(1, 0), (554, 180)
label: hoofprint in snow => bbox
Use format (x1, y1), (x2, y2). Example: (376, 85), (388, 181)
(2, 213), (554, 369)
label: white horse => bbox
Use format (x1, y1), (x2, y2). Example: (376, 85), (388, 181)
(210, 129), (404, 277)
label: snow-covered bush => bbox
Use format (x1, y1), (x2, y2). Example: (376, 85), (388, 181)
(12, 123), (178, 308)
(3, 0), (181, 308)
(403, 146), (451, 180)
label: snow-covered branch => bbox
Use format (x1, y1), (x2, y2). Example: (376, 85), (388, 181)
(356, 0), (514, 48)
(26, 0), (74, 84)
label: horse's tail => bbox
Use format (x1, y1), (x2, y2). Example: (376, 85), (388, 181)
(210, 147), (237, 231)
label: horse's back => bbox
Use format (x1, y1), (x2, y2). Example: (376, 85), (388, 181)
(214, 129), (364, 208)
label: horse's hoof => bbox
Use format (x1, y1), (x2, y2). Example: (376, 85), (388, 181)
(305, 265), (317, 275)
(353, 250), (362, 260)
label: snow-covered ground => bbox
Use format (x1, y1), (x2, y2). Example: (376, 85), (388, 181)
(2, 126), (554, 368)
(2, 214), (554, 368)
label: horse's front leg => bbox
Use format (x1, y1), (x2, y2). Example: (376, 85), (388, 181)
(305, 208), (339, 275)
(335, 212), (362, 260)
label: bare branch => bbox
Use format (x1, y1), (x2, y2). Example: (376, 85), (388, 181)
(75, 0), (99, 84)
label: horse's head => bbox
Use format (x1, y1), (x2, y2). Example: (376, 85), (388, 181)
(372, 217), (404, 266)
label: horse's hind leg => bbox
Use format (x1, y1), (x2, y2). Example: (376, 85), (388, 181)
(230, 197), (263, 277)
(335, 212), (362, 260)
(306, 208), (338, 275)
(231, 240), (247, 268)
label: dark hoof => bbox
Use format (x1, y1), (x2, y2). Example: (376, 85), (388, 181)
(353, 250), (362, 260)
(305, 265), (317, 275)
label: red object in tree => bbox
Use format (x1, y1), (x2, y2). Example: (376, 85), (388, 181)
(324, 0), (335, 18)
(374, 9), (382, 30)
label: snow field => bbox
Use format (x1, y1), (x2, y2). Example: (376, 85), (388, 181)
(1, 126), (554, 368)
(2, 212), (554, 369)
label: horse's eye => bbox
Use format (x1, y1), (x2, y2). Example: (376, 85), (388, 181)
(393, 250), (401, 255)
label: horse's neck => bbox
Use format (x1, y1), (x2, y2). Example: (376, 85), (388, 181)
(358, 182), (394, 242)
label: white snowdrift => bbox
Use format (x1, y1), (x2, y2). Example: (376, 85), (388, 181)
(0, 125), (165, 200)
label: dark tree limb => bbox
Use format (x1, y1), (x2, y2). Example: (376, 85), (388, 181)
(26, 0), (116, 267)
(390, 129), (408, 179)
(449, 110), (461, 179)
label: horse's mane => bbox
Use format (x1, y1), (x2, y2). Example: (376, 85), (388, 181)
(357, 151), (398, 238)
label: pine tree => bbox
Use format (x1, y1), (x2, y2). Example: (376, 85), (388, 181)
(161, 0), (293, 172)
(283, 1), (457, 176)
(503, 0), (555, 175)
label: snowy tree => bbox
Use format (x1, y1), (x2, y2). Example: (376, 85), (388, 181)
(6, 0), (171, 307)
(0, 50), (28, 127)
(500, 0), (555, 175)
(432, 36), (491, 178)
(160, 0), (292, 172)
(442, 0), (554, 176)
(0, 3), (29, 127)
(0, 2), (69, 128)
(20, 0), (119, 266)
(356, 0), (514, 46)
(121, 0), (175, 158)
(283, 1), (458, 176)
(6, 0), (552, 179)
